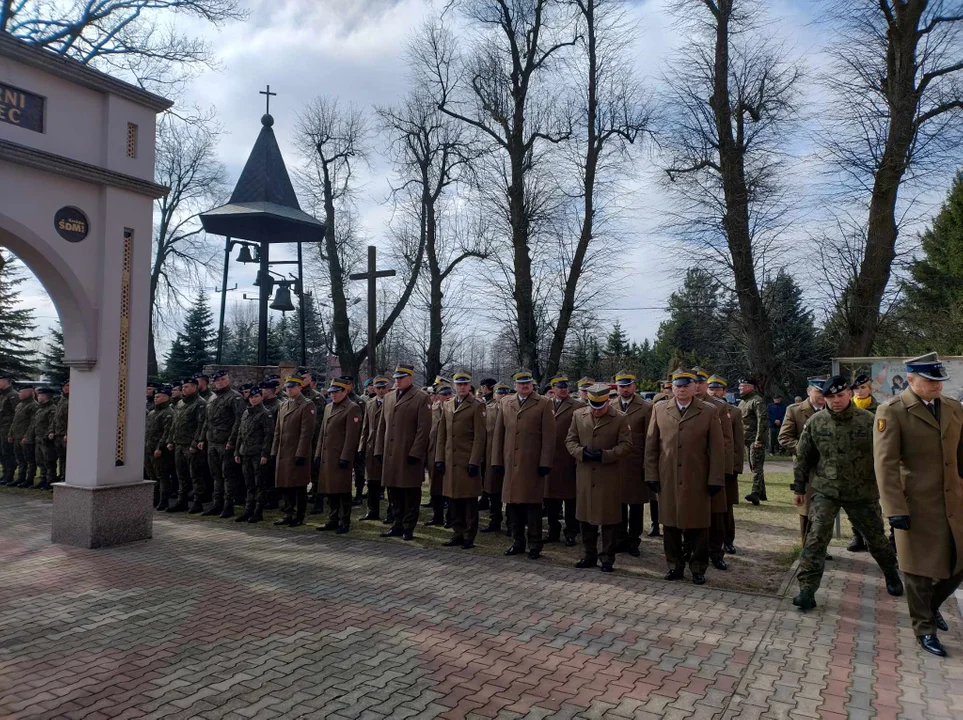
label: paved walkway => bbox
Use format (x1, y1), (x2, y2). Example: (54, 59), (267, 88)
(0, 492), (962, 720)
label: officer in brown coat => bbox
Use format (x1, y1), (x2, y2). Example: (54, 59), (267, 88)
(315, 377), (363, 534)
(566, 384), (633, 572)
(481, 384), (512, 533)
(426, 384), (451, 526)
(707, 376), (744, 553)
(779, 378), (826, 546)
(692, 368), (733, 571)
(645, 369), (725, 585)
(375, 363), (432, 540)
(491, 370), (555, 559)
(576, 378), (594, 403)
(435, 371), (487, 548)
(545, 375), (581, 546)
(271, 377), (317, 527)
(875, 353), (963, 657)
(610, 370), (652, 557)
(358, 376), (390, 520)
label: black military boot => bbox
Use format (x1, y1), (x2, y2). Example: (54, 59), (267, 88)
(885, 571), (904, 597)
(166, 499), (188, 513)
(647, 523), (661, 538)
(479, 492), (491, 511)
(201, 503), (223, 517)
(248, 507), (264, 524)
(847, 532), (867, 552)
(480, 521), (501, 533)
(188, 501), (204, 514)
(219, 504), (234, 519)
(792, 589), (817, 610)
(235, 507), (253, 523)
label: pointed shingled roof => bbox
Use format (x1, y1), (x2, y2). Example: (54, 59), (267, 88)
(200, 113), (325, 244)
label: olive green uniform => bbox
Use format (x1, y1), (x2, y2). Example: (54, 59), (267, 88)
(792, 404), (898, 593)
(739, 392), (767, 497)
(230, 403), (275, 514)
(205, 386), (246, 509)
(146, 400), (175, 506)
(52, 393), (68, 482)
(0, 386), (19, 483)
(10, 397), (38, 486)
(30, 398), (58, 486)
(166, 393), (206, 506)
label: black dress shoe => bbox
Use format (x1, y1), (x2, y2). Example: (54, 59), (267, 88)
(600, 563), (614, 573)
(359, 513), (379, 521)
(381, 527), (403, 537)
(712, 558), (728, 571)
(235, 511), (253, 523)
(425, 518), (444, 527)
(935, 609), (949, 632)
(575, 558), (597, 569)
(317, 522), (339, 531)
(461, 542), (475, 550)
(759, 492), (768, 501)
(443, 537), (464, 547)
(692, 573), (706, 585)
(647, 525), (661, 538)
(505, 545), (524, 556)
(528, 549), (540, 560)
(918, 634), (947, 657)
(744, 494), (760, 505)
(166, 502), (188, 513)
(248, 511), (263, 523)
(885, 572), (904, 597)
(626, 546), (641, 558)
(382, 517), (393, 525)
(274, 517), (293, 526)
(288, 520), (304, 527)
(565, 536), (577, 547)
(402, 531), (414, 541)
(724, 543), (736, 554)
(480, 524), (501, 534)
(335, 526), (349, 534)
(664, 568), (684, 581)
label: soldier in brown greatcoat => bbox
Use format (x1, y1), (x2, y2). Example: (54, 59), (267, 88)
(481, 383), (512, 533)
(566, 384), (633, 572)
(358, 376), (390, 521)
(648, 378), (674, 537)
(875, 353), (963, 657)
(435, 371), (487, 549)
(707, 376), (744, 553)
(491, 370), (555, 559)
(544, 375), (581, 546)
(779, 378), (827, 546)
(315, 377), (363, 534)
(426, 384), (451, 526)
(645, 369), (725, 585)
(611, 370), (652, 557)
(271, 377), (317, 527)
(692, 368), (733, 571)
(375, 363), (432, 541)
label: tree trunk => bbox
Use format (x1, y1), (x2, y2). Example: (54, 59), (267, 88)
(425, 197), (444, 381)
(321, 163), (358, 380)
(510, 149), (539, 377)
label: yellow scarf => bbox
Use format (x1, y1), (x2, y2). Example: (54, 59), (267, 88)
(853, 395), (873, 410)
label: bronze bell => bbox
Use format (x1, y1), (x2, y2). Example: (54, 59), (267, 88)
(236, 244), (255, 264)
(270, 283), (295, 312)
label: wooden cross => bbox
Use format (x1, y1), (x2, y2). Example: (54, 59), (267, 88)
(259, 85), (277, 115)
(349, 245), (396, 378)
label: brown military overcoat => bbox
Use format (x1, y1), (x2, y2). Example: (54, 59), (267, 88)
(492, 392), (555, 505)
(779, 399), (819, 516)
(875, 389), (963, 579)
(484, 397), (504, 495)
(315, 399), (363, 494)
(613, 394), (652, 505)
(359, 396), (384, 483)
(271, 394), (317, 489)
(375, 387), (432, 489)
(566, 405), (632, 526)
(644, 398), (725, 529)
(702, 397), (732, 513)
(436, 396), (488, 499)
(428, 403), (444, 495)
(545, 395), (581, 500)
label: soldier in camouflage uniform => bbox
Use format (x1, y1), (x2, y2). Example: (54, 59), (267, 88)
(200, 370), (246, 518)
(52, 381), (69, 482)
(146, 386), (175, 509)
(260, 378), (282, 510)
(30, 388), (58, 489)
(791, 375), (903, 610)
(231, 386), (275, 524)
(0, 374), (19, 485)
(738, 377), (768, 504)
(165, 377), (207, 513)
(11, 387), (38, 487)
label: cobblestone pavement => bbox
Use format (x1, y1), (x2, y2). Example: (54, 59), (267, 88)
(1, 492), (962, 720)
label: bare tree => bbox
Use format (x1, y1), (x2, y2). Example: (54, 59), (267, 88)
(820, 0), (963, 355)
(543, 0), (651, 380)
(1, 0), (246, 92)
(378, 91), (489, 381)
(149, 110), (226, 377)
(660, 0), (802, 392)
(296, 97), (425, 380)
(418, 3), (579, 377)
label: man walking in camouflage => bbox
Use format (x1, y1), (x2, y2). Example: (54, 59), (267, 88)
(791, 376), (903, 610)
(738, 377), (768, 504)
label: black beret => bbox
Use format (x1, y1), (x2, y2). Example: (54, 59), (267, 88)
(822, 375), (850, 397)
(851, 374), (870, 389)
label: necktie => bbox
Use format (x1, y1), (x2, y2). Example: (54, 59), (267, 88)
(927, 400), (940, 421)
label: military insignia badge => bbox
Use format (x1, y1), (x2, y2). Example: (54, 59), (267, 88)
(877, 418), (886, 432)
(353, 416), (359, 423)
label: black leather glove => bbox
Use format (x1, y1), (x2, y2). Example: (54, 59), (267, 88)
(312, 457), (321, 470)
(294, 456), (306, 467)
(467, 464), (479, 477)
(338, 459), (349, 469)
(375, 454), (383, 463)
(582, 448), (601, 463)
(708, 485), (723, 497)
(724, 473), (734, 484)
(646, 480), (661, 494)
(889, 515), (911, 531)
(356, 450), (365, 464)
(406, 455), (419, 465)
(492, 465), (505, 475)
(537, 466), (551, 477)
(435, 461), (445, 474)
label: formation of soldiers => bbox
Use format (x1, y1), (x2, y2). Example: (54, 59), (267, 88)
(3, 350), (962, 659)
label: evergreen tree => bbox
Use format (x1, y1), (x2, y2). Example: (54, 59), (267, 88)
(164, 291), (215, 380)
(653, 268), (725, 374)
(41, 325), (70, 385)
(0, 251), (39, 379)
(604, 322), (630, 357)
(901, 172), (963, 355)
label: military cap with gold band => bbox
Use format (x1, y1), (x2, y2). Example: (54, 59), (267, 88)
(671, 368), (697, 386)
(327, 377), (351, 393)
(284, 376), (304, 387)
(494, 383), (512, 394)
(512, 369), (535, 383)
(586, 383), (612, 409)
(549, 374), (569, 387)
(373, 375), (391, 388)
(453, 370), (472, 384)
(691, 367), (710, 382)
(577, 377), (594, 390)
(614, 370), (637, 386)
(393, 363), (415, 379)
(707, 374), (728, 389)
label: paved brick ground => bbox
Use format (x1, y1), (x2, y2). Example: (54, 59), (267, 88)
(1, 492), (962, 720)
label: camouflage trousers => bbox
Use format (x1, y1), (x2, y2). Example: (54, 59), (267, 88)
(797, 493), (898, 593)
(148, 450), (175, 506)
(14, 441), (35, 485)
(173, 444), (203, 504)
(55, 438), (66, 482)
(746, 443), (766, 496)
(1, 435), (17, 481)
(208, 443), (238, 506)
(239, 455), (269, 511)
(35, 439), (57, 483)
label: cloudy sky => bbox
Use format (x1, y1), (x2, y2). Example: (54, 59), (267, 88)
(11, 0), (947, 358)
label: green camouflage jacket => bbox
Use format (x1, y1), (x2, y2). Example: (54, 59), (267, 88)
(167, 393), (206, 447)
(10, 397), (38, 441)
(146, 400), (175, 454)
(52, 394), (69, 437)
(205, 387), (246, 445)
(0, 386), (18, 434)
(30, 400), (57, 444)
(231, 403), (275, 458)
(738, 392), (767, 445)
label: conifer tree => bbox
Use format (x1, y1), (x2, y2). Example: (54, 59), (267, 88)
(164, 291), (215, 380)
(41, 325), (70, 386)
(0, 252), (39, 379)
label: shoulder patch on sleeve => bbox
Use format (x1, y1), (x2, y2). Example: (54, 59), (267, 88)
(354, 416), (359, 423)
(876, 418), (886, 432)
